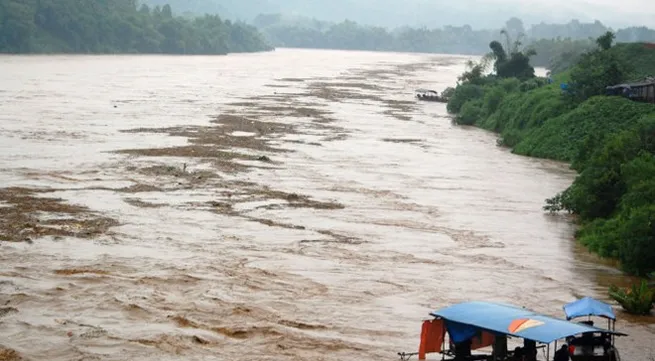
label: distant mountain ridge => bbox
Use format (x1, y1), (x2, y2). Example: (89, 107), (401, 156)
(137, 0), (655, 71)
(139, 0), (654, 30)
(250, 14), (655, 69)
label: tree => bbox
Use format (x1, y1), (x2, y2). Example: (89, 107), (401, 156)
(488, 31), (536, 80)
(457, 53), (494, 85)
(569, 31), (631, 100)
(596, 31), (616, 50)
(161, 4), (173, 18)
(504, 17), (525, 39)
(490, 40), (507, 63)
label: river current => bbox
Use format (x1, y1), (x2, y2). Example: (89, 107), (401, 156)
(0, 48), (653, 361)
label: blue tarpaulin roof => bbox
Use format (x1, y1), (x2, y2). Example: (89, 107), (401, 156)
(430, 301), (626, 344)
(563, 297), (616, 320)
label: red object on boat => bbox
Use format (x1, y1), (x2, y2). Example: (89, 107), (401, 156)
(418, 319), (444, 360)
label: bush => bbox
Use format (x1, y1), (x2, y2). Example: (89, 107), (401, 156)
(609, 280), (654, 315)
(498, 77), (521, 92)
(441, 87), (456, 100)
(547, 118), (655, 275)
(446, 83), (485, 114)
(577, 218), (622, 259)
(519, 77), (548, 92)
(497, 129), (523, 147)
(482, 87), (505, 116)
(514, 96), (654, 163)
(456, 99), (484, 125)
(569, 50), (631, 101)
(476, 84), (573, 145)
(617, 204), (655, 276)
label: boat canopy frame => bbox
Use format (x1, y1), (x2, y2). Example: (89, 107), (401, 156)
(563, 297), (616, 322)
(563, 297), (618, 344)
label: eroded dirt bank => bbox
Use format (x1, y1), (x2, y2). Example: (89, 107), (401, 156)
(0, 50), (653, 361)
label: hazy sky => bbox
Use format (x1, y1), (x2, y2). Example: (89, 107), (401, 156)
(375, 0), (655, 28)
(484, 0), (655, 28)
(335, 0), (655, 29)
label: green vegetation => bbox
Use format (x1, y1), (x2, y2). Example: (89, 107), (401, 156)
(446, 31), (655, 282)
(140, 0), (655, 44)
(609, 281), (654, 315)
(254, 14), (501, 55)
(0, 0), (272, 54)
(15, 0), (652, 61)
(246, 15), (655, 67)
(526, 38), (596, 74)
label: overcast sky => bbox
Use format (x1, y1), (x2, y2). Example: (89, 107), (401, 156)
(356, 0), (655, 29)
(483, 0), (655, 28)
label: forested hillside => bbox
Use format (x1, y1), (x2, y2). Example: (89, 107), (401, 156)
(445, 33), (655, 281)
(252, 15), (655, 68)
(0, 0), (272, 54)
(140, 0), (655, 62)
(139, 0), (655, 30)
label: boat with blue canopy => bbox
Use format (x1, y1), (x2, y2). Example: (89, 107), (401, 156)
(562, 297), (621, 361)
(398, 301), (627, 361)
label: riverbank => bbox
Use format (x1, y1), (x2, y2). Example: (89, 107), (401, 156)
(446, 40), (655, 279)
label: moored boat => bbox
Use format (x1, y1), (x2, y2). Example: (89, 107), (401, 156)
(563, 297), (622, 361)
(415, 88), (448, 103)
(398, 300), (627, 361)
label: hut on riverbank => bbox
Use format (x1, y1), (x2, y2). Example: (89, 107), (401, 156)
(606, 76), (655, 103)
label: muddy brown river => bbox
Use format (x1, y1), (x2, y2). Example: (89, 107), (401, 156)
(0, 49), (653, 361)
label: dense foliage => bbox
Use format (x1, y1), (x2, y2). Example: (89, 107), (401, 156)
(446, 34), (655, 278)
(255, 15), (504, 55)
(0, 0), (272, 54)
(246, 14), (655, 67)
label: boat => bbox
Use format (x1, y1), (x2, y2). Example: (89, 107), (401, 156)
(415, 88), (448, 103)
(563, 297), (622, 361)
(397, 300), (627, 361)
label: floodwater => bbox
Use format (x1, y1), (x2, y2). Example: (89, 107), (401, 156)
(0, 48), (653, 361)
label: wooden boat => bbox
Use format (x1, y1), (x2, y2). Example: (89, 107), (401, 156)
(397, 300), (627, 361)
(415, 88), (448, 103)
